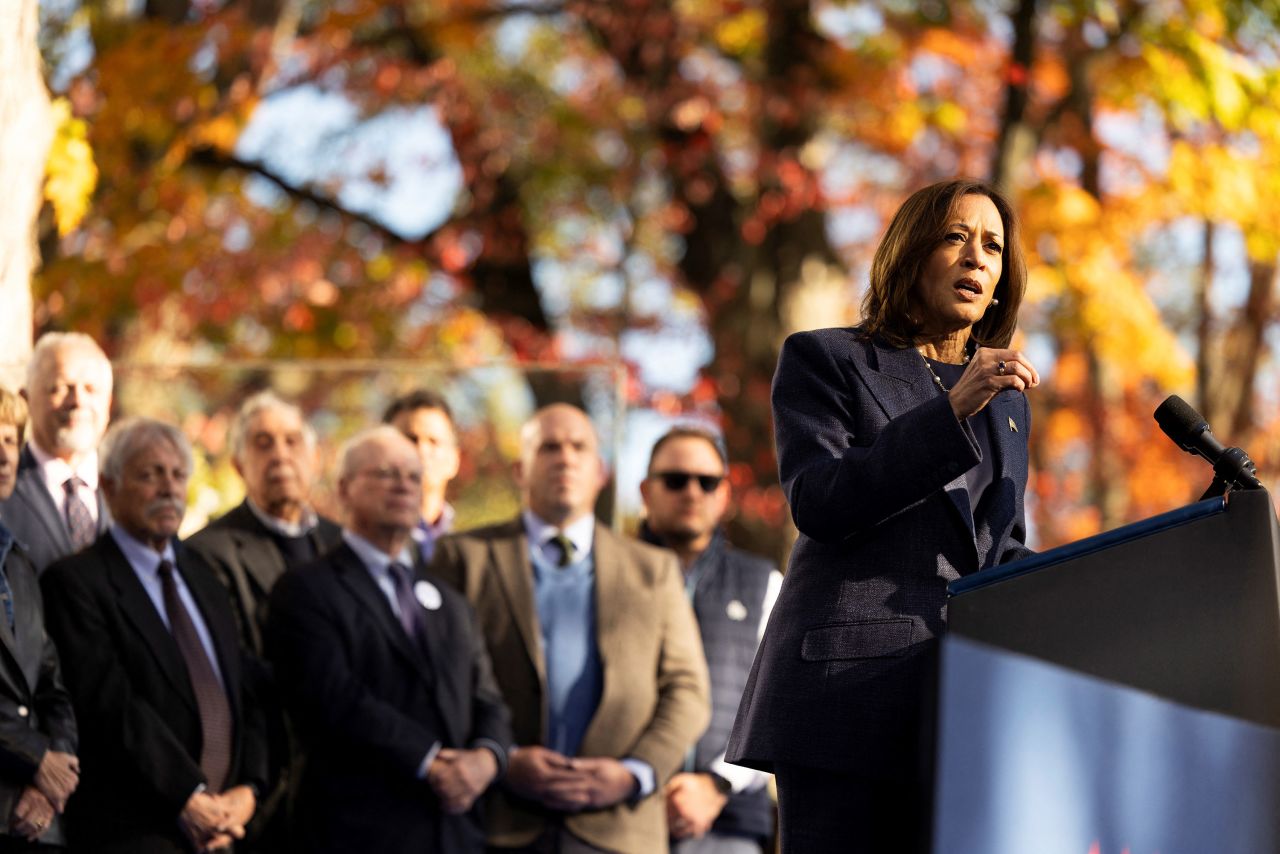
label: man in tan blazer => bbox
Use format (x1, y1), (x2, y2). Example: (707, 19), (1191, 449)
(433, 403), (710, 854)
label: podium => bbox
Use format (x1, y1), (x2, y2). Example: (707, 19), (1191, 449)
(933, 488), (1280, 853)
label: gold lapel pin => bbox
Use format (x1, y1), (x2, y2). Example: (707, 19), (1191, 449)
(1008, 416), (1018, 432)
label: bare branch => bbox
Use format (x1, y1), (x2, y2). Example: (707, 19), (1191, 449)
(188, 144), (425, 245)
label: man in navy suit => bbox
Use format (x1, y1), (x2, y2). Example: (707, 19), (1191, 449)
(41, 418), (267, 853)
(0, 333), (113, 573)
(266, 426), (511, 854)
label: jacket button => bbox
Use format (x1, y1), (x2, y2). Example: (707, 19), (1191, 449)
(16, 706), (28, 718)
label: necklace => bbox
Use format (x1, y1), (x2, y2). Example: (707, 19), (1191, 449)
(917, 347), (968, 393)
(919, 351), (950, 393)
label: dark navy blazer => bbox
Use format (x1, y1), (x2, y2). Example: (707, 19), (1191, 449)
(726, 326), (1031, 778)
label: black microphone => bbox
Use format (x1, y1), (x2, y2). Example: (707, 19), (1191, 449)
(1154, 395), (1261, 491)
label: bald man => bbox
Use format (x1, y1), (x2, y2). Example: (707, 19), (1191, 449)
(433, 404), (710, 854)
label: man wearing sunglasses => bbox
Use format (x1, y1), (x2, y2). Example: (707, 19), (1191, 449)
(638, 427), (782, 854)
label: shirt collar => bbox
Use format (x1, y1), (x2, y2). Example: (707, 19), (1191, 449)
(30, 441), (99, 494)
(246, 498), (318, 539)
(342, 529), (416, 576)
(413, 503), (455, 542)
(109, 523), (176, 575)
(521, 509), (596, 557)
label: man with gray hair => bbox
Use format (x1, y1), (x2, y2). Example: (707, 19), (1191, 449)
(0, 332), (114, 572)
(185, 391), (340, 853)
(41, 417), (268, 853)
(186, 390), (341, 656)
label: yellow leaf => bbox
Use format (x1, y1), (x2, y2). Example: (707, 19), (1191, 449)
(43, 99), (98, 237)
(715, 10), (766, 58)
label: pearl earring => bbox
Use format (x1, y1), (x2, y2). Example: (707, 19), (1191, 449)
(990, 298), (1000, 306)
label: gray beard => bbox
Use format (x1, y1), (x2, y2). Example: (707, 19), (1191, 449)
(53, 424), (100, 455)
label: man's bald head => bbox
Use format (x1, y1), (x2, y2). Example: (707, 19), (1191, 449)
(516, 404), (606, 527)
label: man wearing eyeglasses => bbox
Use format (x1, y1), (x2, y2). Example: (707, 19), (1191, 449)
(265, 426), (510, 854)
(638, 427), (782, 854)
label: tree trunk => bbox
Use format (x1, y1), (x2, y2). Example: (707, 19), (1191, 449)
(0, 0), (50, 387)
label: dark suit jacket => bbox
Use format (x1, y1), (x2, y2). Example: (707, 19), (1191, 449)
(0, 446), (110, 574)
(185, 501), (342, 656)
(433, 520), (710, 854)
(265, 541), (513, 854)
(40, 534), (268, 854)
(727, 327), (1032, 779)
(0, 531), (77, 846)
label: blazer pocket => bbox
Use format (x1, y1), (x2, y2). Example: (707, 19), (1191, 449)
(801, 619), (914, 661)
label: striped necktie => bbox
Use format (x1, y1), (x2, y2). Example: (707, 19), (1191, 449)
(157, 560), (233, 792)
(63, 477), (96, 550)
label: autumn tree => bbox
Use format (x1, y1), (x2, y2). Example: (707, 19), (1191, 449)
(33, 0), (1280, 554)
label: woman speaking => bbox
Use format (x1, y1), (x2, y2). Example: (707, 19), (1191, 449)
(726, 179), (1040, 852)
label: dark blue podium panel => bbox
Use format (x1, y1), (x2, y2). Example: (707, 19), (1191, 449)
(947, 489), (1280, 728)
(933, 635), (1280, 854)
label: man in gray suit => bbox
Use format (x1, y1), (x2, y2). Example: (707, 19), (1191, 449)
(0, 333), (113, 573)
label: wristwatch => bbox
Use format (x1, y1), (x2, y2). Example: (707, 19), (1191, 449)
(707, 771), (732, 796)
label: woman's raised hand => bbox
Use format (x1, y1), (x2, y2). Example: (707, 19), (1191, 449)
(948, 347), (1040, 420)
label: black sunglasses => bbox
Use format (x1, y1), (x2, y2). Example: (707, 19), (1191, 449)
(653, 471), (724, 493)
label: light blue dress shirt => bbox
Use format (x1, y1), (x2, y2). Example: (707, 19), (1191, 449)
(520, 511), (655, 798)
(111, 525), (225, 691)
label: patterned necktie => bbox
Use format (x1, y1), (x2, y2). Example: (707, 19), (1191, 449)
(63, 477), (96, 551)
(549, 532), (576, 568)
(157, 560), (233, 792)
(388, 562), (425, 641)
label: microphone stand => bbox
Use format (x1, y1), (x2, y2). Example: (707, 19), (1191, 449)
(1199, 446), (1263, 500)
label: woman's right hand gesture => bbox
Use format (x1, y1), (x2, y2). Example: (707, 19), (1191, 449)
(948, 347), (1040, 420)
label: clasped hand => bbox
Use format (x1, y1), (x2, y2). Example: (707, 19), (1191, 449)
(664, 772), (729, 840)
(179, 785), (256, 853)
(427, 747), (499, 814)
(505, 746), (637, 813)
(11, 749), (81, 840)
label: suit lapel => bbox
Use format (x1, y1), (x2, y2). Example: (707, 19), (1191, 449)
(12, 450), (71, 554)
(0, 570), (25, 698)
(103, 537), (200, 715)
(332, 544), (436, 688)
(411, 559), (463, 746)
(578, 525), (621, 754)
(233, 527), (287, 597)
(488, 529), (546, 687)
(850, 339), (932, 423)
(854, 338), (977, 537)
(8, 558), (42, 695)
(177, 546), (242, 714)
(94, 488), (111, 535)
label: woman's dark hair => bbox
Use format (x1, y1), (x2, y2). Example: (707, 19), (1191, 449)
(860, 178), (1026, 349)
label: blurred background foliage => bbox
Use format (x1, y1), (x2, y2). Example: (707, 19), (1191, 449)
(28, 0), (1280, 559)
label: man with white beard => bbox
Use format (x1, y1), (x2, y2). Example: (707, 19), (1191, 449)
(0, 333), (114, 572)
